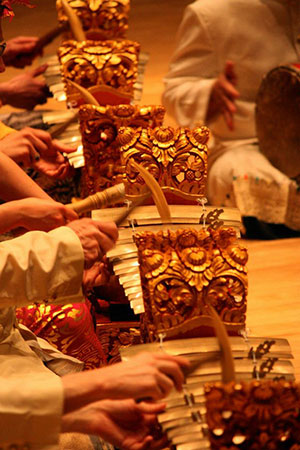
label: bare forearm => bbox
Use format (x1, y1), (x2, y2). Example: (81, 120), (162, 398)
(0, 152), (50, 201)
(62, 372), (104, 415)
(0, 201), (23, 233)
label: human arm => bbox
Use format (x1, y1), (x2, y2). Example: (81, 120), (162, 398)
(0, 127), (74, 179)
(62, 399), (168, 450)
(0, 151), (51, 201)
(0, 198), (78, 233)
(3, 36), (39, 68)
(62, 352), (189, 414)
(0, 64), (51, 109)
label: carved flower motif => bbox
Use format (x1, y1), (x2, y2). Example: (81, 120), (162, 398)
(118, 126), (136, 147)
(152, 127), (176, 146)
(214, 227), (236, 249)
(221, 244), (248, 272)
(172, 152), (206, 195)
(142, 249), (168, 278)
(177, 230), (198, 248)
(243, 383), (283, 422)
(154, 278), (196, 316)
(180, 247), (211, 273)
(67, 59), (98, 87)
(187, 126), (210, 147)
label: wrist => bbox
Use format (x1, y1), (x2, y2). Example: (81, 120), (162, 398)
(62, 370), (106, 414)
(0, 201), (23, 233)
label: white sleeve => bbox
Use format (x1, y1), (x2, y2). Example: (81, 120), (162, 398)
(0, 226), (84, 308)
(0, 373), (63, 449)
(162, 4), (217, 127)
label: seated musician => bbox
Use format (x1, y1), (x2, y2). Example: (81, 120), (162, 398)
(0, 190), (189, 449)
(163, 0), (300, 239)
(0, 2), (109, 369)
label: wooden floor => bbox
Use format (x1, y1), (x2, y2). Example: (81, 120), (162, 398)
(2, 1), (300, 380)
(243, 237), (300, 380)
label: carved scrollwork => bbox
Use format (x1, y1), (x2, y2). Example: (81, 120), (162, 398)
(58, 39), (140, 107)
(118, 126), (209, 202)
(205, 380), (300, 449)
(56, 0), (130, 40)
(96, 322), (141, 364)
(135, 227), (247, 341)
(78, 104), (165, 195)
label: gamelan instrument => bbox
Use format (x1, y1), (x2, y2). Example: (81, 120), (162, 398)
(92, 125), (243, 315)
(92, 124), (297, 447)
(256, 63), (300, 179)
(34, 0), (149, 170)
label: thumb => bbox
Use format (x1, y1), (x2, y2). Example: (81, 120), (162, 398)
(52, 139), (77, 154)
(31, 63), (48, 77)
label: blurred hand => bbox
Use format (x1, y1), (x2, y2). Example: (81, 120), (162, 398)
(62, 352), (190, 416)
(62, 399), (168, 450)
(3, 36), (40, 68)
(0, 65), (51, 109)
(13, 198), (78, 231)
(97, 352), (189, 401)
(0, 127), (74, 179)
(82, 259), (111, 292)
(67, 218), (118, 269)
(206, 60), (239, 130)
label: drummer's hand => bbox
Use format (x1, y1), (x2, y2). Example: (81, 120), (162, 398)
(0, 65), (51, 110)
(3, 36), (39, 68)
(0, 127), (74, 179)
(206, 60), (239, 131)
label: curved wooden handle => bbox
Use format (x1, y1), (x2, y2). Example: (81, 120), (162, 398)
(67, 184), (125, 214)
(61, 0), (86, 42)
(207, 304), (235, 383)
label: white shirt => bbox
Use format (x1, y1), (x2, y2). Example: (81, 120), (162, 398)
(163, 0), (300, 162)
(0, 227), (84, 449)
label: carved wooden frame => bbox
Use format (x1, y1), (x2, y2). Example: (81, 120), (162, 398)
(56, 0), (130, 40)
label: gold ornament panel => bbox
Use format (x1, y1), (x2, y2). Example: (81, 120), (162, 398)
(56, 0), (130, 40)
(205, 380), (300, 449)
(79, 104), (165, 195)
(118, 126), (209, 202)
(135, 227), (248, 341)
(58, 39), (140, 106)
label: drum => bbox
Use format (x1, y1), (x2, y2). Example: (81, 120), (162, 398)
(256, 64), (300, 179)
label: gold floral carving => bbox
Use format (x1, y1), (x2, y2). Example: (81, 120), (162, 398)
(205, 380), (300, 449)
(56, 0), (130, 40)
(118, 126), (210, 202)
(96, 322), (141, 364)
(58, 39), (139, 107)
(135, 227), (247, 341)
(79, 104), (165, 195)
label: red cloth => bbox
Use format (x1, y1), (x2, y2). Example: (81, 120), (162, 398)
(16, 301), (106, 370)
